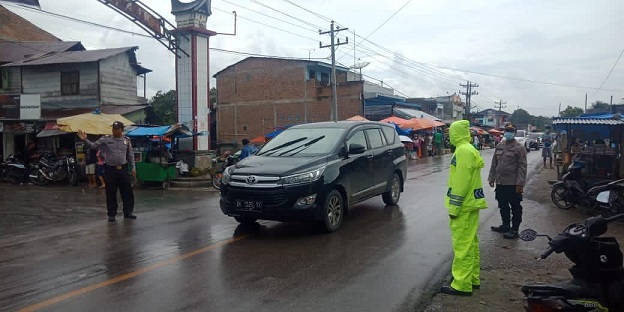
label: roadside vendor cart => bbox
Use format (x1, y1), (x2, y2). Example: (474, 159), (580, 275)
(552, 116), (624, 180)
(125, 124), (193, 189)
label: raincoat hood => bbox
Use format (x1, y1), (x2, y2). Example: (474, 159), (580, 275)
(449, 120), (471, 146)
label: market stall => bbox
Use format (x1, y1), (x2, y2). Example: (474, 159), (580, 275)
(552, 116), (624, 179)
(125, 124), (193, 189)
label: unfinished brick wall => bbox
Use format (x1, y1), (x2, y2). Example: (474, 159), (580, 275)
(215, 58), (363, 145)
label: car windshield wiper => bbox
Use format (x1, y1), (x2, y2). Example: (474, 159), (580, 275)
(257, 137), (307, 156)
(278, 136), (326, 157)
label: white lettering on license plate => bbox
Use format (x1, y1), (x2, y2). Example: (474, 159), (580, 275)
(236, 200), (263, 210)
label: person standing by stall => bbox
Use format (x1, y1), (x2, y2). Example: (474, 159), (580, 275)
(85, 146), (98, 188)
(77, 121), (136, 222)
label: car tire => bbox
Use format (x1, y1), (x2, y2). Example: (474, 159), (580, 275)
(382, 172), (401, 206)
(234, 217), (257, 225)
(319, 189), (344, 232)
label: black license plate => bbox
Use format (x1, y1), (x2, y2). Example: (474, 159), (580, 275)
(236, 200), (263, 211)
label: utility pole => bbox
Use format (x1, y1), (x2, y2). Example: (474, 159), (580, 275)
(494, 99), (507, 129)
(610, 95), (614, 113)
(584, 93), (588, 113)
(460, 81), (479, 122)
(320, 21), (349, 121)
(559, 103), (562, 116)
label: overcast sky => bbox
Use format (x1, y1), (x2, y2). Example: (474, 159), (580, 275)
(4, 0), (624, 117)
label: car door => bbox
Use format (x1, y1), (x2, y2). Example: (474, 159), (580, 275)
(344, 128), (375, 202)
(364, 127), (390, 194)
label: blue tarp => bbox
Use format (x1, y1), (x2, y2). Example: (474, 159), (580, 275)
(126, 125), (194, 137)
(391, 123), (412, 136)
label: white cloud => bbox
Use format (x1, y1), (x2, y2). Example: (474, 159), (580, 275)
(4, 0), (624, 117)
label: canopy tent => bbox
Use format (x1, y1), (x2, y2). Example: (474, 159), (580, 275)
(36, 122), (69, 138)
(400, 118), (445, 130)
(380, 116), (410, 124)
(488, 129), (503, 135)
(346, 115), (368, 121)
(57, 112), (133, 135)
(470, 126), (485, 135)
(125, 124), (193, 138)
(250, 136), (266, 144)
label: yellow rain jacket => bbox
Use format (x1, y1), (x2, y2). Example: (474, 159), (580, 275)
(445, 120), (488, 293)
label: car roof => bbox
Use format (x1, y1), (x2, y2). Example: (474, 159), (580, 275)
(288, 121), (391, 130)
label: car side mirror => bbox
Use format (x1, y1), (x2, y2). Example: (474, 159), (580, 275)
(349, 144), (366, 155)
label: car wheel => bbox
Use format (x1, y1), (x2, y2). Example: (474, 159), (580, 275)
(382, 173), (401, 205)
(319, 189), (344, 232)
(234, 217), (257, 225)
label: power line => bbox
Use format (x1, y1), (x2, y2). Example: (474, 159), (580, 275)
(282, 0), (332, 23)
(248, 0), (324, 30)
(220, 0), (318, 33)
(595, 47), (624, 94)
(337, 0), (414, 61)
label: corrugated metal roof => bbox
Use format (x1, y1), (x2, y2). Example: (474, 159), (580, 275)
(393, 107), (442, 121)
(2, 47), (136, 66)
(552, 118), (624, 125)
(0, 41), (84, 63)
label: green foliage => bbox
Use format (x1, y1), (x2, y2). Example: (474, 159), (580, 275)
(510, 108), (531, 124)
(559, 106), (584, 118)
(147, 90), (176, 125)
(591, 101), (610, 111)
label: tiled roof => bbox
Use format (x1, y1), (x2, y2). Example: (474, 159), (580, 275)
(553, 118), (624, 125)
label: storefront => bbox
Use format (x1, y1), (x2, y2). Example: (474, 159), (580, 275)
(553, 116), (624, 179)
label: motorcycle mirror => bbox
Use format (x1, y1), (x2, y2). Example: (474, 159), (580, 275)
(596, 190), (611, 204)
(519, 229), (538, 241)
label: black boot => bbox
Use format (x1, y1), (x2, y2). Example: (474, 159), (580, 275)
(491, 225), (509, 233)
(503, 230), (519, 239)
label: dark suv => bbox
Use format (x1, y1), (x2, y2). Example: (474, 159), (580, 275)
(219, 121), (407, 232)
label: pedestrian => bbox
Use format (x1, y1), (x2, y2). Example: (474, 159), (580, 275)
(472, 135), (479, 149)
(21, 141), (38, 185)
(85, 146), (98, 188)
(488, 123), (527, 239)
(542, 126), (553, 169)
(441, 120), (487, 296)
(433, 128), (444, 156)
(239, 138), (254, 160)
(96, 150), (106, 189)
(77, 121), (136, 222)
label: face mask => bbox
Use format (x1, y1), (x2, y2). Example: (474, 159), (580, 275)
(504, 132), (515, 141)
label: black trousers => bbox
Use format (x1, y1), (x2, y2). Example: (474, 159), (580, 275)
(104, 165), (134, 217)
(495, 184), (523, 231)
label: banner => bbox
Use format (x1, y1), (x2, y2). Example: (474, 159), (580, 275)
(2, 0), (40, 7)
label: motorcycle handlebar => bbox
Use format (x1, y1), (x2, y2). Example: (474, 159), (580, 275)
(605, 213), (624, 223)
(540, 247), (555, 260)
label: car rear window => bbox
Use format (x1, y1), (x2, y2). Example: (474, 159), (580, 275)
(381, 126), (397, 144)
(366, 128), (385, 149)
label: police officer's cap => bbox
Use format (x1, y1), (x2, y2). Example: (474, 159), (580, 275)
(112, 121), (125, 129)
(504, 123), (516, 132)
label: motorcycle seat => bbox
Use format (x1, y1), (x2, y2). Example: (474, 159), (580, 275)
(522, 282), (601, 299)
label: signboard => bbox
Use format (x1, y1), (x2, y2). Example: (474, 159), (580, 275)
(106, 0), (162, 35)
(20, 94), (41, 120)
(364, 105), (393, 116)
(3, 122), (34, 133)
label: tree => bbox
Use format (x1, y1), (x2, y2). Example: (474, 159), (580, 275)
(559, 106), (584, 117)
(510, 108), (531, 124)
(147, 90), (176, 125)
(591, 101), (610, 112)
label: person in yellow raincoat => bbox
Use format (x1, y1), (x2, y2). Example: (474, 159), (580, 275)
(441, 120), (488, 296)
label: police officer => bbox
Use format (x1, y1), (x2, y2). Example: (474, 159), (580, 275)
(488, 123), (527, 239)
(77, 121), (136, 222)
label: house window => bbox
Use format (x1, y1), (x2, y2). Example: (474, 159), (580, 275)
(61, 71), (80, 95)
(309, 70), (316, 80)
(0, 69), (8, 90)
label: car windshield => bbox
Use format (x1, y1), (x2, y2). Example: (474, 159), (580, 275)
(528, 133), (542, 140)
(256, 128), (343, 157)
(516, 130), (526, 137)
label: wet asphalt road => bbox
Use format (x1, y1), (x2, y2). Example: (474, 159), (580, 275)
(0, 149), (542, 312)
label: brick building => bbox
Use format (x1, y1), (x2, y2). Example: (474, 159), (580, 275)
(214, 57), (364, 146)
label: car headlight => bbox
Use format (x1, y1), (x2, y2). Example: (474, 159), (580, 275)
(221, 166), (234, 185)
(280, 167), (325, 186)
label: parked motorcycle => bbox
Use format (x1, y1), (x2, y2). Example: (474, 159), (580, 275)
(0, 155), (24, 185)
(519, 210), (624, 311)
(550, 160), (614, 210)
(592, 180), (624, 218)
(30, 153), (78, 186)
(211, 153), (237, 190)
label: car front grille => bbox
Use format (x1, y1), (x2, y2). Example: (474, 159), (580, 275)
(223, 186), (287, 206)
